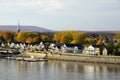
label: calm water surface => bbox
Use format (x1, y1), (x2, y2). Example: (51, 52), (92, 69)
(0, 59), (120, 80)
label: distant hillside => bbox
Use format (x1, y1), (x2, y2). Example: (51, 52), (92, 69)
(80, 31), (120, 34)
(0, 25), (53, 32)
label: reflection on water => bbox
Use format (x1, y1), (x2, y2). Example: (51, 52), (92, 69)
(0, 59), (120, 80)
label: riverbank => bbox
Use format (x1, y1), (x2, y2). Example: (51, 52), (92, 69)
(16, 52), (120, 64)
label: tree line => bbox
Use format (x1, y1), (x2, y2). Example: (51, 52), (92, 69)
(0, 30), (120, 55)
(0, 30), (53, 43)
(0, 30), (120, 45)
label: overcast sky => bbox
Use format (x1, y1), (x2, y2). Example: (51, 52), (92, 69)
(0, 0), (120, 31)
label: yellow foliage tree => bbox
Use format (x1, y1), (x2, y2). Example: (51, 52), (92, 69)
(96, 38), (103, 45)
(70, 40), (78, 44)
(114, 33), (120, 39)
(85, 37), (94, 44)
(16, 31), (28, 42)
(41, 35), (49, 42)
(72, 32), (86, 44)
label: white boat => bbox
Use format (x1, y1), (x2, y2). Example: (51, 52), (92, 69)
(23, 58), (48, 62)
(5, 56), (16, 60)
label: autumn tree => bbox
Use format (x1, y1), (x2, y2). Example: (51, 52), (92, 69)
(85, 37), (94, 44)
(70, 40), (78, 44)
(16, 31), (28, 43)
(54, 31), (75, 44)
(53, 32), (62, 42)
(32, 36), (41, 43)
(28, 32), (39, 38)
(54, 31), (86, 44)
(41, 35), (49, 42)
(113, 33), (120, 46)
(1, 30), (15, 42)
(60, 35), (66, 43)
(114, 33), (120, 39)
(116, 39), (120, 47)
(60, 35), (72, 44)
(26, 37), (33, 43)
(71, 32), (86, 44)
(25, 32), (41, 43)
(96, 38), (103, 45)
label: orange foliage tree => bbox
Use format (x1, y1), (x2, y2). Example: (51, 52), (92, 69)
(54, 31), (86, 44)
(54, 31), (74, 44)
(32, 36), (40, 43)
(53, 33), (61, 42)
(60, 35), (69, 43)
(1, 30), (15, 42)
(26, 37), (33, 43)
(26, 32), (40, 43)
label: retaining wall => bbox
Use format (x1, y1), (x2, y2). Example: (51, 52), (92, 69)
(25, 52), (120, 64)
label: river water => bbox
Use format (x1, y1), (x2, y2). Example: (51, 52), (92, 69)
(0, 59), (120, 80)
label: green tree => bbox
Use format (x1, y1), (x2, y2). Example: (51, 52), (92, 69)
(105, 42), (115, 55)
(0, 36), (4, 42)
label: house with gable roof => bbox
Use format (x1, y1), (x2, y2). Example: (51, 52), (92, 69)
(83, 45), (108, 56)
(61, 44), (83, 53)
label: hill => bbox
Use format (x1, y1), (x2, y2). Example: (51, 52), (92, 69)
(0, 25), (53, 32)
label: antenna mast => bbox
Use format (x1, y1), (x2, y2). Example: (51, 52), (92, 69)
(17, 21), (20, 33)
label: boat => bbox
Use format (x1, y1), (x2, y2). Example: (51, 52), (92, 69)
(22, 56), (48, 62)
(22, 58), (48, 62)
(15, 57), (24, 61)
(3, 55), (48, 62)
(4, 56), (16, 60)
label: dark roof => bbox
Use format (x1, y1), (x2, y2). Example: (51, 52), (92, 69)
(65, 44), (83, 49)
(92, 45), (107, 50)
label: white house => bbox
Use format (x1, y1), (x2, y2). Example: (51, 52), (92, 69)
(82, 45), (108, 55)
